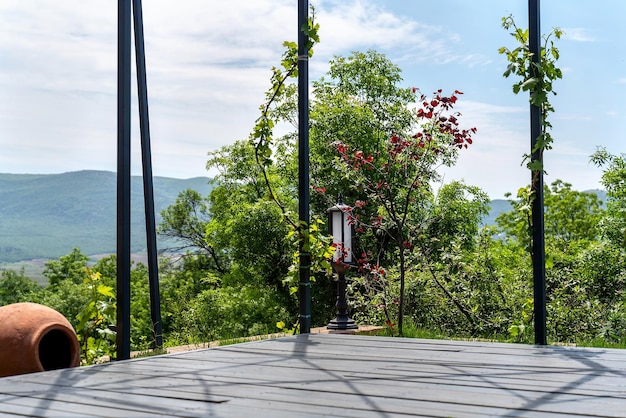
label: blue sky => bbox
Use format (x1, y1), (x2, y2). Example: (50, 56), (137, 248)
(0, 0), (624, 198)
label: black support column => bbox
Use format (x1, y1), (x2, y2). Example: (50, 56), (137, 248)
(116, 0), (132, 360)
(297, 0), (311, 333)
(528, 0), (547, 345)
(132, 0), (163, 350)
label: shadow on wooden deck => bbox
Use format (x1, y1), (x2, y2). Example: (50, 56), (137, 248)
(0, 333), (625, 417)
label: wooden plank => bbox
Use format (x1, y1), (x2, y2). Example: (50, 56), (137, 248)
(217, 334), (626, 368)
(143, 344), (626, 393)
(3, 367), (577, 418)
(0, 396), (102, 418)
(99, 366), (625, 417)
(178, 345), (625, 378)
(116, 354), (626, 400)
(0, 381), (213, 417)
(22, 349), (620, 416)
(0, 334), (625, 417)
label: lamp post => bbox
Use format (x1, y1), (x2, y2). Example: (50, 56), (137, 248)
(327, 194), (358, 331)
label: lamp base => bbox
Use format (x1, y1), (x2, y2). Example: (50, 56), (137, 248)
(327, 316), (358, 330)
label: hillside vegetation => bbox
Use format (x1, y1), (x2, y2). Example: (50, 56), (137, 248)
(0, 170), (213, 262)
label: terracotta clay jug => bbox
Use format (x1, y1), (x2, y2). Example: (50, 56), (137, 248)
(0, 302), (80, 377)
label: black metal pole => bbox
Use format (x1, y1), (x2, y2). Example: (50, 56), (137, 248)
(528, 0), (547, 345)
(116, 0), (132, 360)
(297, 0), (311, 333)
(132, 0), (163, 349)
(327, 270), (358, 331)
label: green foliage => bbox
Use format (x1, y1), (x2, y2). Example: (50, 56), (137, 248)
(591, 147), (626, 247)
(543, 180), (602, 246)
(172, 284), (290, 342)
(159, 189), (211, 252)
(44, 248), (90, 288)
(499, 15), (562, 172)
(0, 268), (42, 305)
(34, 249), (92, 324)
(427, 182), (490, 255)
(497, 181), (602, 252)
(75, 270), (116, 365)
(578, 242), (626, 306)
(494, 179), (626, 343)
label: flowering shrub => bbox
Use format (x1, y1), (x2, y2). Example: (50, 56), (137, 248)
(333, 89), (476, 335)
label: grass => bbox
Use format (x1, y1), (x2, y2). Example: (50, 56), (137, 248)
(573, 337), (626, 349)
(217, 332), (289, 347)
(372, 321), (626, 349)
(122, 324), (626, 362)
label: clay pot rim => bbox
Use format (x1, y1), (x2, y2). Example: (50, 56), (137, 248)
(31, 322), (82, 370)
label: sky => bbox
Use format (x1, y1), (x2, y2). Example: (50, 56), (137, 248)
(0, 0), (624, 199)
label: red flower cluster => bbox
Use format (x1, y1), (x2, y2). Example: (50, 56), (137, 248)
(335, 142), (376, 170)
(414, 89), (477, 150)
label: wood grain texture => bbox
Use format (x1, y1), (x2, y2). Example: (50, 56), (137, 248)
(0, 334), (625, 417)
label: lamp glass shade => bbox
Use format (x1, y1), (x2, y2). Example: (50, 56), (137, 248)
(329, 202), (353, 264)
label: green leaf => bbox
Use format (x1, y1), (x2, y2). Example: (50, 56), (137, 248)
(97, 285), (115, 298)
(521, 77), (539, 91)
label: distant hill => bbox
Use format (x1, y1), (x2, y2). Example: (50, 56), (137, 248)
(482, 189), (607, 227)
(481, 199), (512, 226)
(0, 171), (607, 263)
(0, 171), (213, 262)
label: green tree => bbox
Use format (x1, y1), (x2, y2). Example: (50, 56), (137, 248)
(43, 247), (90, 288)
(159, 139), (302, 338)
(544, 180), (602, 245)
(0, 268), (42, 306)
(494, 179), (624, 343)
(160, 49), (492, 335)
(309, 50), (415, 210)
(591, 147), (626, 247)
(159, 189), (225, 274)
(497, 180), (602, 252)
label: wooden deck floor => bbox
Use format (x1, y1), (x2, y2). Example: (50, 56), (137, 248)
(0, 333), (625, 417)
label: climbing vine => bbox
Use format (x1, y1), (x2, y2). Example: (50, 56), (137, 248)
(249, 8), (332, 304)
(498, 14), (563, 173)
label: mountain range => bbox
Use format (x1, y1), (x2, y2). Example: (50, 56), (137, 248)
(0, 170), (213, 263)
(0, 170), (606, 264)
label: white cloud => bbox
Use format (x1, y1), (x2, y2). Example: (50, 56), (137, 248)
(562, 27), (595, 42)
(439, 100), (530, 198)
(312, 0), (492, 73)
(0, 0), (617, 198)
(0, 0), (490, 179)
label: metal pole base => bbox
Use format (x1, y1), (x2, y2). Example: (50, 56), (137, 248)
(327, 316), (358, 330)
